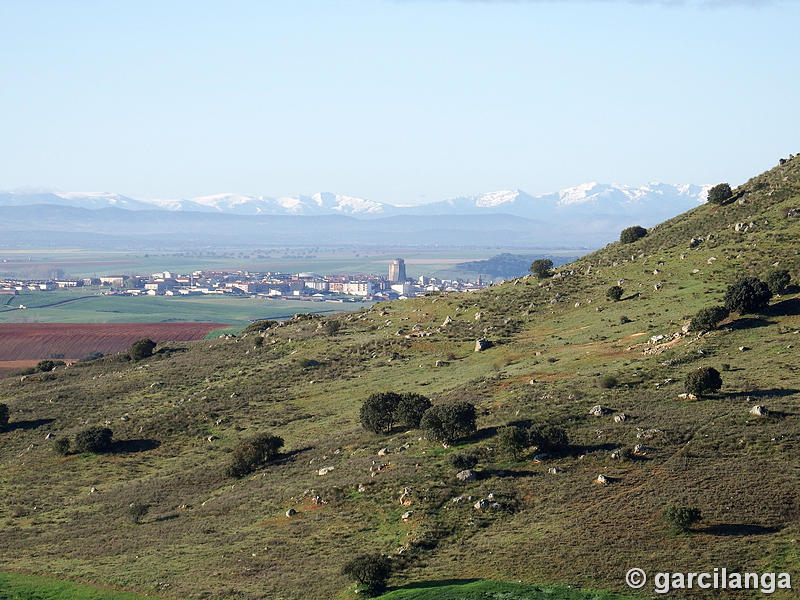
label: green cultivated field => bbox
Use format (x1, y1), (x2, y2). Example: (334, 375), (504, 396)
(376, 580), (640, 599)
(0, 288), (371, 326)
(0, 248), (504, 280)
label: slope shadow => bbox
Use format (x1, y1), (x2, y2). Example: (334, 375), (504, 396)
(463, 426), (499, 443)
(699, 524), (781, 537)
(273, 446), (314, 465)
(764, 297), (800, 317)
(6, 418), (56, 431)
(728, 388), (800, 399)
(110, 439), (161, 454)
(727, 317), (775, 330)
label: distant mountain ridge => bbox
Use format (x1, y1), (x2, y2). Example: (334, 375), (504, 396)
(0, 182), (709, 221)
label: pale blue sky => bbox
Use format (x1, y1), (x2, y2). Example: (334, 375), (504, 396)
(0, 0), (796, 204)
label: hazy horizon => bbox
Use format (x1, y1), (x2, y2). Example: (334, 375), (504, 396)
(1, 0), (797, 204)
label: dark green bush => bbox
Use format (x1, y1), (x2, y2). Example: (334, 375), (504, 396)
(497, 425), (528, 460)
(242, 320), (277, 334)
(225, 433), (284, 478)
(359, 392), (403, 434)
(527, 424), (569, 452)
(619, 226), (647, 244)
(530, 259), (554, 279)
(707, 183), (733, 205)
(765, 268), (791, 294)
(127, 502), (150, 524)
(723, 277), (772, 313)
(684, 367), (722, 397)
(597, 375), (618, 389)
(690, 306), (730, 331)
(78, 351), (104, 363)
(36, 360), (65, 372)
(394, 393), (432, 428)
(74, 427), (113, 453)
(341, 553), (392, 595)
(128, 338), (156, 361)
(448, 450), (479, 471)
(323, 320), (342, 336)
(420, 402), (477, 444)
(52, 437), (71, 456)
(663, 505), (702, 532)
(606, 286), (624, 301)
(0, 403), (8, 430)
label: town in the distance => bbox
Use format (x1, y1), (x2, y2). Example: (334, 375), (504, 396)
(0, 258), (489, 307)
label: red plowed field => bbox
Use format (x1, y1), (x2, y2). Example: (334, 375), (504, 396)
(0, 322), (224, 361)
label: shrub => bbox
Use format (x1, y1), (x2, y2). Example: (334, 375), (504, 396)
(420, 402), (477, 444)
(597, 375), (618, 389)
(74, 427), (113, 453)
(448, 450), (479, 471)
(663, 505), (702, 532)
(341, 553), (392, 595)
(52, 437), (71, 456)
(0, 403), (8, 430)
(684, 367), (722, 397)
(394, 393), (432, 429)
(707, 183), (733, 205)
(527, 424), (569, 452)
(496, 425), (528, 460)
(225, 433), (284, 478)
(36, 360), (65, 372)
(242, 320), (277, 334)
(323, 320), (342, 336)
(619, 226), (647, 244)
(78, 351), (104, 363)
(530, 259), (554, 279)
(619, 315), (631, 324)
(127, 502), (150, 524)
(128, 338), (157, 361)
(359, 392), (402, 434)
(606, 286), (624, 302)
(253, 336), (264, 347)
(690, 306), (730, 331)
(723, 277), (772, 313)
(765, 268), (791, 294)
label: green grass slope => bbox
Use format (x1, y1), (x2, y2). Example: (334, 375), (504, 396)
(1, 156), (799, 600)
(0, 572), (156, 600)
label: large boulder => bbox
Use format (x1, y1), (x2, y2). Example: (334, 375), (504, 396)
(456, 469), (477, 482)
(474, 339), (492, 352)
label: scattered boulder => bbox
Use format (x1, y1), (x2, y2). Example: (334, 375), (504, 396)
(749, 405), (768, 417)
(442, 316), (453, 326)
(595, 474), (610, 485)
(474, 339), (492, 352)
(377, 447), (388, 457)
(547, 467), (559, 475)
(285, 508), (297, 517)
(401, 510), (414, 521)
(317, 466), (335, 476)
(474, 312), (483, 321)
(633, 443), (648, 456)
(358, 484), (367, 493)
(456, 469), (477, 482)
(589, 405), (610, 417)
(614, 413), (627, 423)
(739, 346), (749, 352)
(474, 498), (490, 510)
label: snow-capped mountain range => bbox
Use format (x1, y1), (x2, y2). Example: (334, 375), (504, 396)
(0, 183), (709, 222)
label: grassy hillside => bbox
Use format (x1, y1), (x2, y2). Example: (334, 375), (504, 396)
(1, 157), (799, 599)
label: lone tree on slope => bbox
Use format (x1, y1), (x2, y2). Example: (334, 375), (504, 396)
(707, 183), (733, 205)
(530, 258), (554, 279)
(619, 226), (647, 244)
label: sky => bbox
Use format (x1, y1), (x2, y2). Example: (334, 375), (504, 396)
(0, 0), (797, 205)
